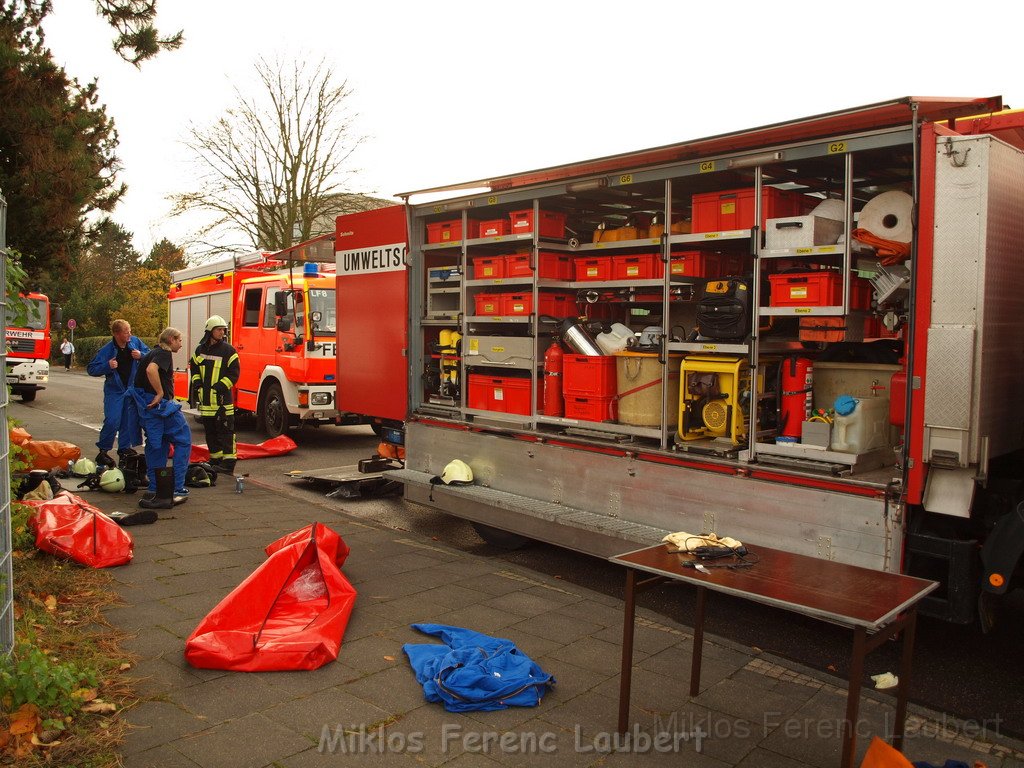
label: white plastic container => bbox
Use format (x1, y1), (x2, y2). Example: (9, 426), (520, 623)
(831, 396), (890, 454)
(596, 323), (634, 355)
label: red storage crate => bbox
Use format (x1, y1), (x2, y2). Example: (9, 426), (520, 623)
(509, 209), (567, 239)
(505, 254), (533, 277)
(691, 187), (814, 233)
(478, 219), (510, 237)
(473, 293), (503, 315)
(538, 251), (573, 280)
(472, 256), (505, 279)
(426, 219), (480, 244)
(501, 292), (575, 317)
(668, 251), (721, 278)
(563, 355), (617, 398)
(575, 256), (613, 281)
(468, 374), (538, 415)
(504, 252), (574, 280)
(612, 253), (660, 280)
(563, 394), (617, 422)
(769, 272), (873, 309)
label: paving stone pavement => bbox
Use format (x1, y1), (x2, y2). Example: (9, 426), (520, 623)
(17, 404), (1024, 767)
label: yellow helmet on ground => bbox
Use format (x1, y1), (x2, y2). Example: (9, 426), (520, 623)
(99, 468), (126, 493)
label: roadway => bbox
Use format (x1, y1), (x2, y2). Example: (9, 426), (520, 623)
(14, 369), (1024, 741)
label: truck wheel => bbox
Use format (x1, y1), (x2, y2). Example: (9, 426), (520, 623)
(258, 382), (290, 438)
(471, 522), (530, 550)
(19, 390), (36, 403)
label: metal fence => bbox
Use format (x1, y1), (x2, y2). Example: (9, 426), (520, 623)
(0, 190), (13, 654)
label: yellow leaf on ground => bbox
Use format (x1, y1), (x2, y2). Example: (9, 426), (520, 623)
(44, 595), (57, 611)
(81, 701), (117, 714)
(119, 662), (132, 671)
(384, 655), (395, 661)
(73, 687), (98, 702)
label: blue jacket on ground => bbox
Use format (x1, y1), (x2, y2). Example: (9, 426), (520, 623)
(87, 336), (150, 451)
(403, 623), (554, 712)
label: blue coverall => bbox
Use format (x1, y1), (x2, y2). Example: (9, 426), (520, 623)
(87, 336), (150, 452)
(129, 389), (191, 495)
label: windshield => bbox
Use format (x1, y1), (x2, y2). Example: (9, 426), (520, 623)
(5, 297), (47, 330)
(306, 288), (336, 335)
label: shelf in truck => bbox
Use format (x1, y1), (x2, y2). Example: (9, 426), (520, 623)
(465, 277), (534, 288)
(536, 278), (694, 290)
(422, 241), (464, 252)
(759, 244), (846, 259)
(668, 341), (750, 354)
(669, 230), (752, 245)
(759, 306), (848, 317)
(552, 237), (664, 253)
(464, 233), (536, 247)
(535, 415), (663, 440)
(464, 315), (532, 323)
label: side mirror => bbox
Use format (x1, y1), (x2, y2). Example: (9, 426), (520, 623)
(274, 291), (289, 316)
(276, 317), (293, 332)
(310, 311), (322, 323)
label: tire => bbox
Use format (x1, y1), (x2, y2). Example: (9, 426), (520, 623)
(19, 389), (36, 402)
(370, 422), (384, 437)
(470, 522), (530, 550)
(258, 381), (291, 438)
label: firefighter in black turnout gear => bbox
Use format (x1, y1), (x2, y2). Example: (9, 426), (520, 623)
(190, 315), (240, 474)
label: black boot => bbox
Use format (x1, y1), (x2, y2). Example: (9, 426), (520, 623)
(139, 468), (174, 510)
(95, 450), (117, 469)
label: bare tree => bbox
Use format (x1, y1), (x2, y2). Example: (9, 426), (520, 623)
(170, 57), (378, 254)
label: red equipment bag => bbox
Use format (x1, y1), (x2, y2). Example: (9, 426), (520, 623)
(189, 435), (297, 463)
(184, 522), (357, 672)
(24, 492), (133, 568)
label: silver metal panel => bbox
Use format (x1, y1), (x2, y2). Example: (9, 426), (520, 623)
(922, 466), (975, 519)
(929, 136), (1024, 466)
(923, 326), (975, 430)
(406, 421), (900, 573)
(464, 335), (536, 368)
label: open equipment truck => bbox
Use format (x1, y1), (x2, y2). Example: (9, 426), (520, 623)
(337, 96), (1024, 624)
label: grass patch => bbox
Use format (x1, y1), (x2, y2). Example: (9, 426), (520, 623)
(1, 508), (136, 767)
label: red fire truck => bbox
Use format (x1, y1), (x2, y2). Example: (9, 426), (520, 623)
(333, 96), (1024, 625)
(169, 246), (365, 436)
(5, 290), (51, 402)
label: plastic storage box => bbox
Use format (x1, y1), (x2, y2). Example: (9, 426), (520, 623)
(502, 292), (575, 317)
(691, 187), (814, 233)
(426, 219), (480, 244)
(563, 394), (617, 422)
(612, 253), (661, 280)
(478, 219), (510, 238)
(472, 256), (505, 279)
(768, 272), (872, 309)
(563, 355), (617, 398)
(504, 252), (573, 280)
(668, 251), (721, 278)
(574, 256), (613, 281)
(509, 210), (567, 239)
(473, 293), (503, 315)
(468, 374), (538, 415)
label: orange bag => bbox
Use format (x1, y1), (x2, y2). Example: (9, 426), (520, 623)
(24, 492), (133, 568)
(23, 440), (82, 470)
(860, 737), (914, 768)
(9, 427), (31, 446)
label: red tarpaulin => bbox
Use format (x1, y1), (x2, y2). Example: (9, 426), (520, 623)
(189, 435), (297, 463)
(24, 492), (133, 568)
(184, 522), (357, 672)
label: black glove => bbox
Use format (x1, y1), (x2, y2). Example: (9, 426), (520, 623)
(213, 381), (230, 399)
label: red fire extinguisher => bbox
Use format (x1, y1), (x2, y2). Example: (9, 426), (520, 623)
(780, 357), (814, 440)
(543, 337), (564, 417)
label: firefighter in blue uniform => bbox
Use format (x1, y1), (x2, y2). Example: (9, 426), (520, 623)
(189, 315), (240, 474)
(86, 319), (150, 467)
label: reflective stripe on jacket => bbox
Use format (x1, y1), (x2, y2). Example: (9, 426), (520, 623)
(189, 341), (240, 417)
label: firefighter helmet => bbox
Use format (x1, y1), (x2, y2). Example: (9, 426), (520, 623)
(99, 468), (126, 493)
(71, 458), (97, 477)
(439, 459), (473, 485)
(205, 315), (229, 332)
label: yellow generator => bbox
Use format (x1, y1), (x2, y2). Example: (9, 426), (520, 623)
(677, 355), (751, 444)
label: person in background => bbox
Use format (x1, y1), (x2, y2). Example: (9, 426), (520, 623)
(59, 336), (74, 371)
(130, 327), (192, 509)
(190, 315), (240, 474)
(87, 319), (150, 468)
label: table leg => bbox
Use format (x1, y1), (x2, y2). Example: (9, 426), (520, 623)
(617, 567), (638, 734)
(842, 625), (867, 768)
(892, 609), (917, 751)
(689, 585), (707, 697)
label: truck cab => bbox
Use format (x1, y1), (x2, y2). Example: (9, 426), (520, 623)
(4, 291), (50, 402)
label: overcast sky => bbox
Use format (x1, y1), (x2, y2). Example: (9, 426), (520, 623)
(42, 0), (1020, 258)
